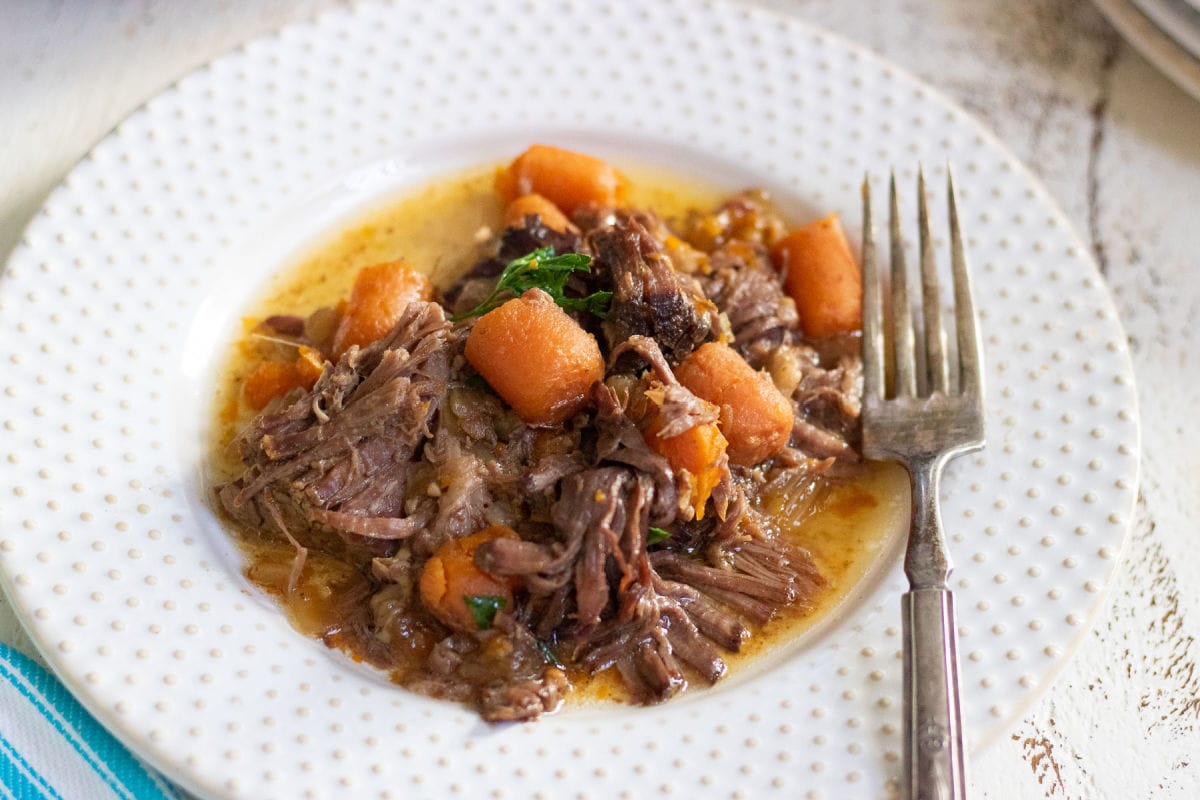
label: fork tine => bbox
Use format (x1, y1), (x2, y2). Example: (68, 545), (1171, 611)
(917, 167), (949, 395)
(861, 177), (885, 402)
(889, 172), (917, 397)
(947, 170), (982, 399)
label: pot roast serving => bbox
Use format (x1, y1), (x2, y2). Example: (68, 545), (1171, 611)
(212, 144), (875, 722)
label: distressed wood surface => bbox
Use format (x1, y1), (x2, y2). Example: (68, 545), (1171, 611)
(2, 1), (1198, 797)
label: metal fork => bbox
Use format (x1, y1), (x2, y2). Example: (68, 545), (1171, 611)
(860, 169), (985, 800)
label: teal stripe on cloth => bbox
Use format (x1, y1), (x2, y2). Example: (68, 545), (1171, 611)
(0, 731), (55, 799)
(0, 645), (179, 800)
(0, 730), (66, 799)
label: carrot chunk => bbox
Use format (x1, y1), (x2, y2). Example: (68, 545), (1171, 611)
(241, 345), (327, 412)
(294, 345), (326, 386)
(773, 214), (862, 337)
(331, 260), (433, 358)
(464, 288), (605, 425)
(418, 526), (520, 633)
(496, 144), (628, 214)
(674, 342), (794, 466)
(504, 193), (575, 233)
(645, 412), (728, 520)
(242, 361), (301, 411)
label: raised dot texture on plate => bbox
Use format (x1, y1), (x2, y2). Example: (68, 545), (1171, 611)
(0, 1), (1138, 798)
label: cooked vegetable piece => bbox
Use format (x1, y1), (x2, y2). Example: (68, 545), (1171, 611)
(242, 345), (328, 411)
(647, 526), (672, 545)
(504, 193), (575, 233)
(418, 526), (519, 633)
(644, 411), (727, 520)
(452, 247), (611, 320)
(536, 639), (565, 669)
(303, 306), (340, 354)
(293, 345), (326, 386)
(464, 288), (605, 425)
(463, 595), (506, 630)
(331, 260), (433, 358)
(675, 342), (794, 465)
(496, 144), (628, 214)
(243, 361), (299, 411)
(772, 214), (862, 337)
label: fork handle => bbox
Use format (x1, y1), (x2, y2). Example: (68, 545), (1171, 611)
(902, 587), (967, 800)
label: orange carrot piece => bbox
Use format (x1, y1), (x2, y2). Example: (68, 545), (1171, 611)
(464, 288), (605, 425)
(496, 144), (628, 214)
(504, 193), (575, 233)
(242, 347), (327, 412)
(294, 346), (326, 387)
(675, 342), (794, 466)
(331, 260), (433, 358)
(645, 413), (728, 520)
(773, 214), (862, 337)
(243, 361), (302, 411)
(418, 525), (519, 632)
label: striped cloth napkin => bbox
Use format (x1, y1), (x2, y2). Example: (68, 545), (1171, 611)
(0, 644), (184, 799)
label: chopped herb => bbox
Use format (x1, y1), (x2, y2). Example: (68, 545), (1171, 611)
(647, 526), (672, 545)
(559, 288), (614, 318)
(451, 247), (612, 320)
(463, 594), (505, 630)
(536, 638), (564, 669)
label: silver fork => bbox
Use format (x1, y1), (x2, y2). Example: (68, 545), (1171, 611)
(860, 169), (985, 800)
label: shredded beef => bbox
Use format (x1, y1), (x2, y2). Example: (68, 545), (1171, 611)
(411, 614), (570, 722)
(702, 247), (799, 367)
(592, 213), (718, 363)
(591, 382), (684, 526)
(219, 301), (452, 546)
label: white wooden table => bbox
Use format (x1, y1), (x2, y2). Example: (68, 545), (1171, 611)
(3, 1), (1198, 797)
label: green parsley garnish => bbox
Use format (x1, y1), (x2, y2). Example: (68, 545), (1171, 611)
(647, 526), (672, 545)
(451, 247), (612, 320)
(536, 638), (565, 669)
(463, 594), (506, 630)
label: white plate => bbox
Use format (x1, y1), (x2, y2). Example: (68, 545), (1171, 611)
(1095, 0), (1200, 101)
(0, 1), (1139, 798)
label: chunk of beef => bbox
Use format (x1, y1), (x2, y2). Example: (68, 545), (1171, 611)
(409, 377), (533, 556)
(604, 336), (731, 522)
(480, 667), (570, 722)
(795, 353), (862, 432)
(702, 246), (799, 367)
(218, 301), (452, 550)
(475, 467), (631, 599)
(652, 574), (750, 652)
(410, 615), (570, 722)
(591, 381), (683, 526)
(591, 213), (718, 363)
(522, 452), (589, 495)
(497, 216), (583, 262)
(652, 484), (826, 628)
